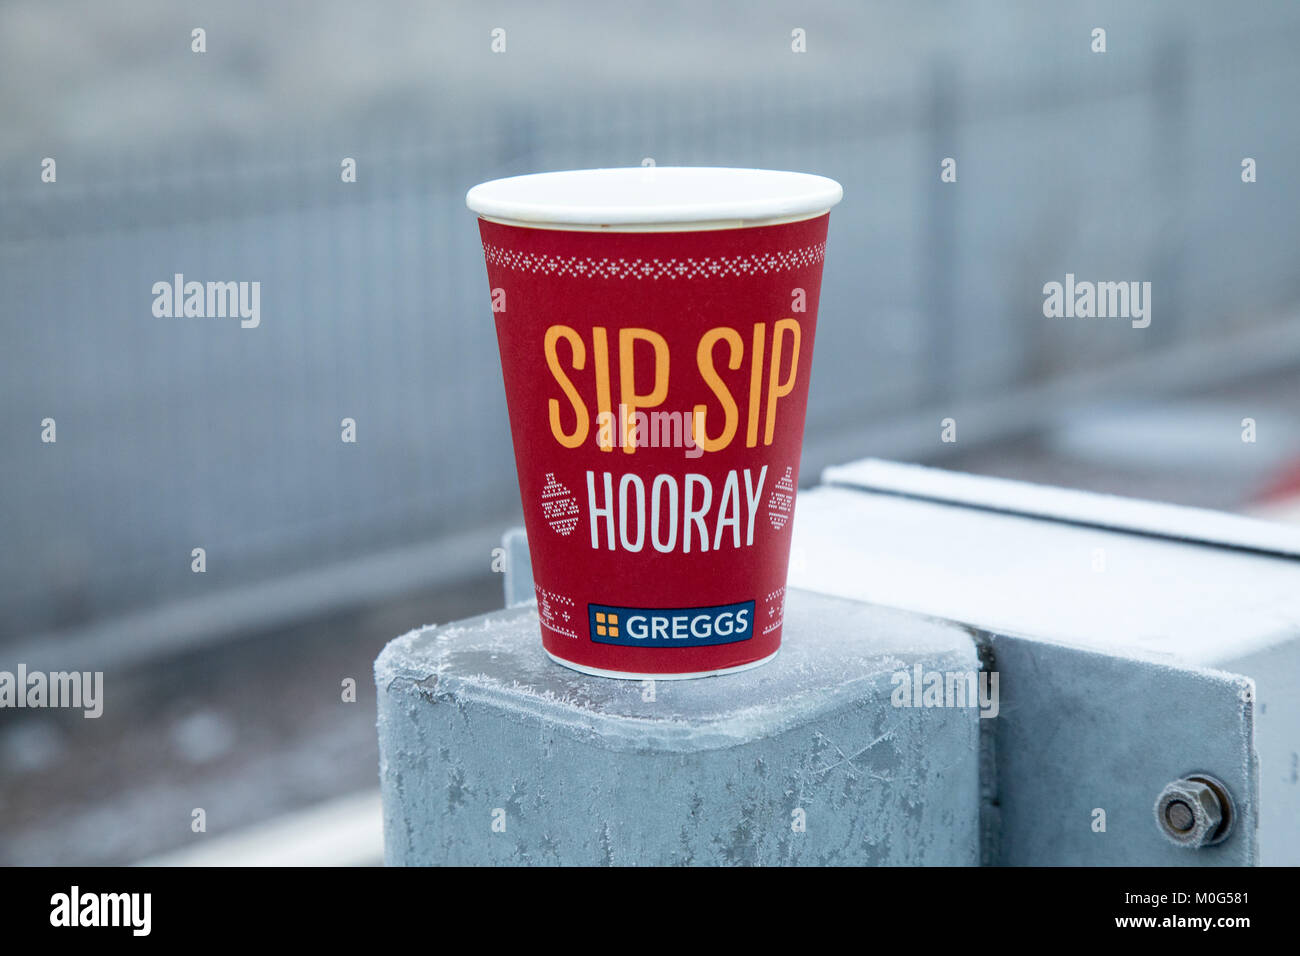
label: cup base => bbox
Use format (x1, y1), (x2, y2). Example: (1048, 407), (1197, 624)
(543, 648), (780, 681)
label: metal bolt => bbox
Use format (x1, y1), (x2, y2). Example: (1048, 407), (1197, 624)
(1165, 800), (1195, 832)
(1153, 773), (1234, 847)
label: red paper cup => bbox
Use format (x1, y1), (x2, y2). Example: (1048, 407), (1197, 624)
(467, 167), (842, 679)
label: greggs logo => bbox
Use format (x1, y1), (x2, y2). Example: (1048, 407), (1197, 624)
(588, 601), (754, 647)
(544, 319), (801, 454)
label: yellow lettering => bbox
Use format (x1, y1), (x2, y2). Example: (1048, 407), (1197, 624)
(593, 327), (613, 451)
(618, 328), (669, 454)
(693, 327), (741, 452)
(544, 325), (589, 448)
(764, 319), (801, 445)
(746, 323), (766, 447)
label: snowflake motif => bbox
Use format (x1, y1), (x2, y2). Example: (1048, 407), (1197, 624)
(540, 473), (580, 536)
(768, 466), (796, 531)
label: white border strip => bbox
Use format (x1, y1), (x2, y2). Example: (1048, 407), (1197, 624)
(824, 458), (1300, 558)
(475, 210), (829, 233)
(544, 648), (780, 681)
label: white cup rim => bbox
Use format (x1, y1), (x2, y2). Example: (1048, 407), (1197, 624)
(466, 166), (843, 232)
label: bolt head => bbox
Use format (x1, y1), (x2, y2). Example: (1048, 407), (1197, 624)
(1165, 799), (1195, 832)
(1153, 776), (1229, 847)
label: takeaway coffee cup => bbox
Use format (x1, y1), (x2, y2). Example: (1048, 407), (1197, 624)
(467, 167), (842, 678)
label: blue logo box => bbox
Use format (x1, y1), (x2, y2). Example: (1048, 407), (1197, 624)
(589, 600), (755, 647)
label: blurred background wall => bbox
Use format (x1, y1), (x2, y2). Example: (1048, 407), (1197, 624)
(2, 0), (1298, 863)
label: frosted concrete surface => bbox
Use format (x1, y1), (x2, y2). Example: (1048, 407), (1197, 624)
(376, 588), (982, 866)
